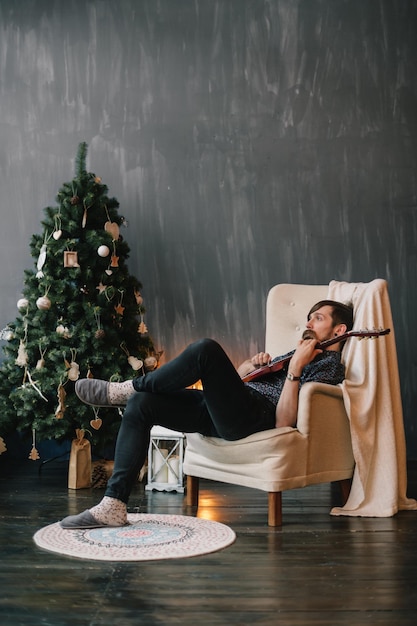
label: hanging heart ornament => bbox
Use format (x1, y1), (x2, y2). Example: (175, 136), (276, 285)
(90, 417), (103, 430)
(104, 221), (120, 241)
(90, 407), (102, 430)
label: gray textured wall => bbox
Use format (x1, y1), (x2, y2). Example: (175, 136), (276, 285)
(1, 0), (416, 456)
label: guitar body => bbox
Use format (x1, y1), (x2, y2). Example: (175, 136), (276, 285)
(242, 328), (390, 383)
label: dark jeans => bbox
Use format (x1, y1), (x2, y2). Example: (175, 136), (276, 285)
(105, 338), (276, 503)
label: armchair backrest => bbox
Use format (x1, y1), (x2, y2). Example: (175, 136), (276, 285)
(265, 284), (328, 357)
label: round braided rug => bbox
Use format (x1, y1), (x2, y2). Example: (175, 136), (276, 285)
(33, 514), (236, 562)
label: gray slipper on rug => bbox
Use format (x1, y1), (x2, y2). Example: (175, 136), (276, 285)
(60, 510), (111, 529)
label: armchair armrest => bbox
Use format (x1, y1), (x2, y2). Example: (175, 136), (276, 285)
(296, 382), (354, 474)
(297, 382), (344, 434)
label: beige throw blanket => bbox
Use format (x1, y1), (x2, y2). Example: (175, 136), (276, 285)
(328, 279), (417, 517)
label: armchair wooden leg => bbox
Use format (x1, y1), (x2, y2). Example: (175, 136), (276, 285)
(338, 478), (352, 505)
(268, 492), (282, 527)
(186, 475), (199, 507)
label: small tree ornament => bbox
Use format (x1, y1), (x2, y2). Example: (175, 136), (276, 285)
(36, 232), (53, 279)
(64, 250), (80, 268)
(15, 321), (29, 368)
(15, 339), (28, 367)
(104, 221), (120, 241)
(17, 298), (29, 311)
(56, 322), (71, 339)
(28, 428), (40, 461)
(82, 202), (89, 227)
(128, 355), (143, 370)
(98, 245), (110, 257)
(55, 381), (67, 419)
(134, 289), (143, 306)
(121, 342), (143, 371)
(0, 436), (7, 455)
(90, 407), (103, 431)
(114, 290), (125, 316)
(94, 308), (105, 339)
(138, 314), (148, 335)
(66, 349), (80, 381)
(0, 326), (14, 341)
(144, 356), (158, 372)
(36, 294), (51, 310)
(36, 344), (47, 370)
(96, 282), (107, 295)
(53, 213), (62, 240)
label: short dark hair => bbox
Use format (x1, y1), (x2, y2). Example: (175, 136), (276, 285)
(308, 300), (353, 331)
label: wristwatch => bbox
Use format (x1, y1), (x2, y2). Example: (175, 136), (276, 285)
(286, 372), (301, 382)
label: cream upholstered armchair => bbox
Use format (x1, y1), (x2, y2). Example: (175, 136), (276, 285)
(183, 283), (355, 526)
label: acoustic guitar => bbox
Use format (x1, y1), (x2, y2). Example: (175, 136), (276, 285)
(242, 328), (390, 383)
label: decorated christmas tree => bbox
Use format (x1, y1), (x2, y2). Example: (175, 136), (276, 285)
(0, 143), (160, 458)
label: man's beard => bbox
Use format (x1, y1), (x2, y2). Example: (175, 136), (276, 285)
(302, 329), (335, 343)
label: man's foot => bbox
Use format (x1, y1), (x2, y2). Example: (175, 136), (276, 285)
(75, 378), (135, 408)
(60, 510), (112, 529)
(60, 497), (128, 529)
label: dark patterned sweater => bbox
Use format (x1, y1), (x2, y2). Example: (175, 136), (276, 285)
(245, 350), (345, 409)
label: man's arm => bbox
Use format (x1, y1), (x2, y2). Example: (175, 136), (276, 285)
(275, 339), (322, 428)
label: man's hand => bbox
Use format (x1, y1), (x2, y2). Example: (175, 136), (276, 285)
(288, 339), (322, 377)
(236, 351), (272, 378)
(251, 351), (271, 367)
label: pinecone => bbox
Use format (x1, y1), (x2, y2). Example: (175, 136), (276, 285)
(91, 463), (108, 488)
(70, 195), (80, 205)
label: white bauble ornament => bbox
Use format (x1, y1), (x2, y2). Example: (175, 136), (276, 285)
(17, 298), (29, 311)
(36, 295), (51, 310)
(97, 245), (110, 257)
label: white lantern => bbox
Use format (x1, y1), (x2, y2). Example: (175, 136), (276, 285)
(145, 426), (185, 493)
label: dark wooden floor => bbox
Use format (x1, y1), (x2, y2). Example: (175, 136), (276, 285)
(1, 457), (417, 626)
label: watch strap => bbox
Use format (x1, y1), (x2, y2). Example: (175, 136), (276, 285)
(286, 372), (301, 382)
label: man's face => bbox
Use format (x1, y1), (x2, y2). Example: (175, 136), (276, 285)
(304, 305), (337, 343)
